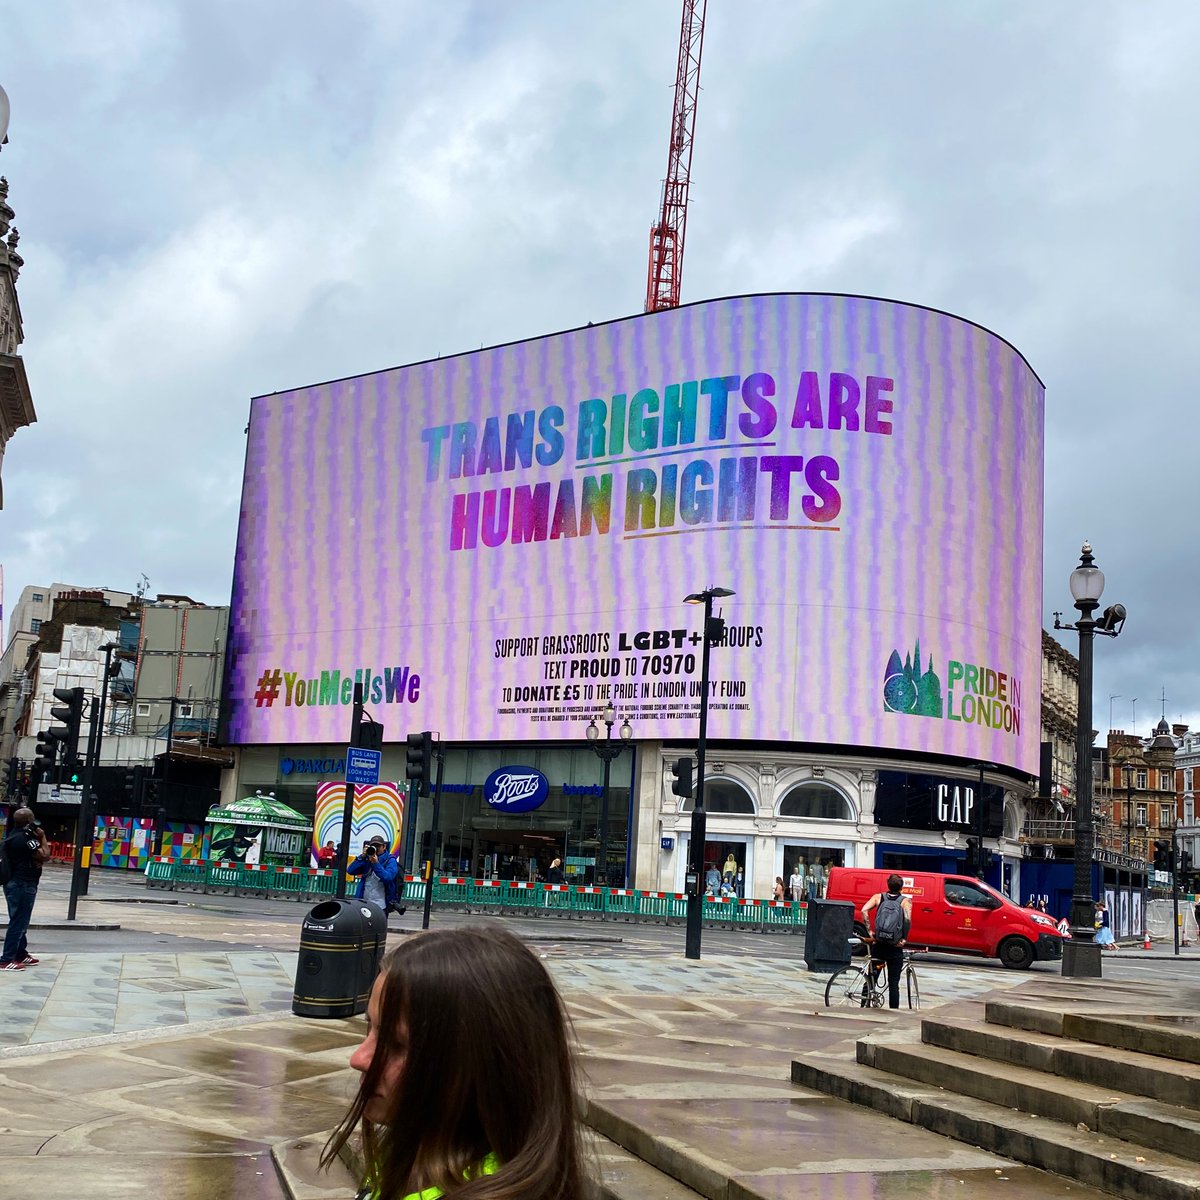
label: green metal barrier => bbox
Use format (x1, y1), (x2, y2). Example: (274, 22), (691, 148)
(169, 859), (206, 891)
(761, 899), (801, 929)
(239, 864), (273, 895)
(307, 868), (339, 898)
(638, 890), (686, 923)
(542, 884), (573, 914)
(604, 889), (639, 919)
(702, 895), (737, 924)
(271, 865), (309, 898)
(205, 860), (242, 893)
(141, 859), (804, 932)
(144, 857), (175, 888)
(432, 877), (473, 908)
(503, 881), (542, 912)
(571, 885), (605, 918)
(469, 879), (506, 912)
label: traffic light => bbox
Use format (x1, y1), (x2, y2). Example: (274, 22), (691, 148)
(670, 756), (693, 799)
(34, 729), (58, 773)
(2, 757), (16, 798)
(49, 686), (86, 767)
(359, 718), (384, 751)
(965, 836), (983, 876)
(123, 765), (145, 812)
(405, 731), (433, 796)
(1153, 840), (1172, 872)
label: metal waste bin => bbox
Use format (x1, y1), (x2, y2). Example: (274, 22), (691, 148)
(803, 898), (854, 973)
(293, 897), (388, 1018)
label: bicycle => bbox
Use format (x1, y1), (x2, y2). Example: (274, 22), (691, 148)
(823, 937), (921, 1009)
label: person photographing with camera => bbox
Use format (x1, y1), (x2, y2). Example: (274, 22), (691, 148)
(348, 835), (404, 916)
(2, 807), (51, 970)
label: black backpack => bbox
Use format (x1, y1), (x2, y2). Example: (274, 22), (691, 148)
(874, 892), (906, 942)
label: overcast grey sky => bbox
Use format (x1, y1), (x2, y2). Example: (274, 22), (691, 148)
(2, 1), (1197, 739)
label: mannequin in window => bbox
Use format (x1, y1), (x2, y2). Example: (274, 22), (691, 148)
(722, 852), (737, 886)
(789, 862), (804, 903)
(810, 859), (826, 900)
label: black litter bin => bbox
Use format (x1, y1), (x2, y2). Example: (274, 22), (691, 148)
(803, 898), (854, 973)
(293, 897), (388, 1018)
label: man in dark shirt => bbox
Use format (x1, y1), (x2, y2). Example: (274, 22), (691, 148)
(2, 807), (50, 970)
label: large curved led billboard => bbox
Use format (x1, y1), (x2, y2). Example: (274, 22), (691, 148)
(225, 293), (1044, 774)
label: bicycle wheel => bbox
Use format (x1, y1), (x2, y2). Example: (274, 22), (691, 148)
(904, 964), (921, 1010)
(824, 964), (879, 1008)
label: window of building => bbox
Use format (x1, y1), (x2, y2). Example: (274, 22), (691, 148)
(1186, 768), (1194, 793)
(136, 702), (151, 717)
(1160, 804), (1174, 828)
(30, 618), (41, 633)
(1136, 770), (1148, 789)
(678, 778), (754, 814)
(177, 703), (195, 719)
(1136, 803), (1148, 826)
(1160, 769), (1175, 791)
(778, 782), (854, 821)
(31, 593), (43, 603)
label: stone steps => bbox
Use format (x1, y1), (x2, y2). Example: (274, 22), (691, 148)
(791, 988), (1200, 1200)
(792, 1049), (1200, 1200)
(985, 998), (1200, 1066)
(922, 1014), (1200, 1110)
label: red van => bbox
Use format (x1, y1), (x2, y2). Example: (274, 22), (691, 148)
(824, 867), (1064, 969)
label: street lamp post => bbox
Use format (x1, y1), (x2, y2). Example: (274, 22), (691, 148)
(683, 585), (735, 960)
(586, 705), (632, 887)
(1054, 542), (1126, 978)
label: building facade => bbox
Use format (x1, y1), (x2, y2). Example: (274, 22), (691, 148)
(0, 169), (35, 507)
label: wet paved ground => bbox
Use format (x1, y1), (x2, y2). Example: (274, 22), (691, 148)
(1, 868), (1193, 1198)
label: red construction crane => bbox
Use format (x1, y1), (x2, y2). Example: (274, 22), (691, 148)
(644, 0), (707, 314)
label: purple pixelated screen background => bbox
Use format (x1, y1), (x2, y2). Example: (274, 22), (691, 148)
(225, 293), (1044, 774)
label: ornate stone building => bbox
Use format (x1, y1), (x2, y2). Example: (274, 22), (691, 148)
(0, 108), (36, 505)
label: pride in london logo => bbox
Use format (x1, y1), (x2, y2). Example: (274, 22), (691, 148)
(884, 637), (1022, 734)
(883, 637), (943, 718)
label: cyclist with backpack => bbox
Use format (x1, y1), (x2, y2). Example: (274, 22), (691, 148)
(861, 873), (912, 1008)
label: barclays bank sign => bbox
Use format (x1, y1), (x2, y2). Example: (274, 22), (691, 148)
(280, 755), (346, 777)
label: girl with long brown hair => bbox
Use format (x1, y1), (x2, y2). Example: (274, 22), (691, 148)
(323, 925), (588, 1199)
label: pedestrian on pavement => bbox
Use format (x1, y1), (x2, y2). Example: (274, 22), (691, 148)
(773, 876), (786, 901)
(349, 836), (403, 915)
(316, 839), (337, 867)
(324, 926), (587, 1200)
(861, 873), (912, 1009)
(1094, 899), (1117, 950)
(2, 807), (50, 971)
(547, 857), (565, 885)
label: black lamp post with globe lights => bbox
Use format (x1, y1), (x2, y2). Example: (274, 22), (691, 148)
(586, 705), (633, 886)
(1054, 541), (1127, 978)
(682, 585), (735, 960)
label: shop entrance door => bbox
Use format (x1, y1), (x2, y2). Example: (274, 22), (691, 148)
(473, 828), (566, 883)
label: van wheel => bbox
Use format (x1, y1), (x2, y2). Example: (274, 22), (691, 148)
(999, 937), (1034, 970)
